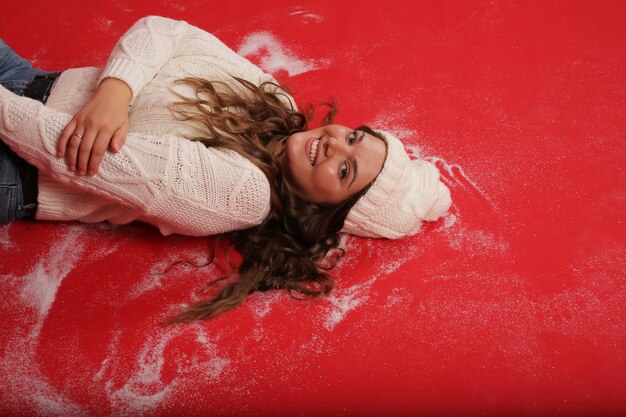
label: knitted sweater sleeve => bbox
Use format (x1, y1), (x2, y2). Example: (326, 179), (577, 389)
(97, 16), (279, 104)
(97, 16), (188, 102)
(0, 86), (271, 236)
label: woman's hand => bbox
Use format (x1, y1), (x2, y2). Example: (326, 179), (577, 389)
(57, 77), (132, 176)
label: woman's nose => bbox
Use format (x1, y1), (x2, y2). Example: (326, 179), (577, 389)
(325, 136), (346, 158)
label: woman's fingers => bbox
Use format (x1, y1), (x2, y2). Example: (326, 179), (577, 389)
(57, 78), (131, 173)
(74, 126), (99, 176)
(69, 125), (125, 176)
(65, 125), (91, 174)
(110, 123), (128, 153)
(86, 130), (115, 176)
(58, 119), (78, 157)
(65, 130), (84, 172)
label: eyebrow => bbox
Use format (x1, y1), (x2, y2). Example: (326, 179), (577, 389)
(348, 131), (366, 188)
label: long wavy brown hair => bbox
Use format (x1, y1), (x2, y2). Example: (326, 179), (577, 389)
(165, 76), (373, 323)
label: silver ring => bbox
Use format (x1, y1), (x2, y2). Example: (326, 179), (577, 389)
(73, 133), (83, 139)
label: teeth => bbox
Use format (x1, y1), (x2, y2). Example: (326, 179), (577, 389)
(309, 139), (319, 165)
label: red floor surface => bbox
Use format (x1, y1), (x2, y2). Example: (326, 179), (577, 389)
(1, 1), (625, 416)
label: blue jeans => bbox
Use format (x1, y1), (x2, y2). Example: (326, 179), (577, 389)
(0, 39), (54, 222)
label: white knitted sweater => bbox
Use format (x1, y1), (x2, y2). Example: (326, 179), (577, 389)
(0, 16), (290, 236)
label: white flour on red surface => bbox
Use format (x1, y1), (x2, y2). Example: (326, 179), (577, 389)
(321, 235), (427, 330)
(104, 331), (177, 416)
(237, 32), (328, 76)
(1, 340), (85, 417)
(288, 7), (324, 23)
(318, 120), (511, 329)
(0, 224), (12, 251)
(128, 249), (215, 299)
(289, 11), (324, 23)
(20, 226), (85, 328)
(96, 326), (230, 416)
(323, 280), (370, 330)
(0, 226), (88, 416)
(247, 290), (285, 319)
(0, 34), (517, 417)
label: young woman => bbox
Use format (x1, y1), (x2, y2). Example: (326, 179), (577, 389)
(0, 16), (451, 322)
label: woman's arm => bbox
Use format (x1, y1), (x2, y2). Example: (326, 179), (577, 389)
(96, 16), (191, 102)
(58, 16), (281, 177)
(0, 85), (270, 236)
(58, 77), (131, 176)
(95, 15), (281, 98)
(59, 16), (191, 176)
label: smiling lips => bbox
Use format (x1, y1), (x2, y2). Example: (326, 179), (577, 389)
(309, 138), (320, 165)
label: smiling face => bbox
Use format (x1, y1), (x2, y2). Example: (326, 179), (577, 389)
(280, 124), (386, 204)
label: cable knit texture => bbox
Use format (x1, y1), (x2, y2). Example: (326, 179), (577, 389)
(342, 131), (452, 239)
(0, 16), (285, 236)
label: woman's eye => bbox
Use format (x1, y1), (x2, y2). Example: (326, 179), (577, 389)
(339, 162), (349, 179)
(348, 132), (356, 144)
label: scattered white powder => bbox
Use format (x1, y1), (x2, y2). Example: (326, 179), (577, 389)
(321, 119), (512, 329)
(247, 290), (284, 319)
(288, 9), (324, 22)
(31, 392), (86, 417)
(19, 227), (85, 318)
(0, 8), (618, 414)
(106, 332), (177, 416)
(367, 118), (495, 210)
(298, 335), (327, 355)
(368, 122), (506, 256)
(1, 319), (86, 416)
(116, 3), (134, 13)
(427, 156), (508, 253)
(324, 283), (370, 330)
(428, 155), (495, 207)
(237, 32), (326, 76)
(440, 210), (508, 254)
(20, 263), (64, 317)
(128, 264), (174, 299)
(27, 47), (48, 68)
(97, 326), (230, 416)
(180, 327), (230, 381)
(95, 16), (113, 30)
(442, 213), (458, 229)
(322, 241), (423, 330)
(2, 301), (84, 407)
(169, 3), (186, 12)
(378, 255), (415, 276)
(448, 225), (509, 253)
(369, 110), (419, 142)
(570, 246), (626, 297)
(94, 330), (122, 385)
(385, 287), (411, 308)
(0, 340), (86, 417)
(0, 226), (90, 417)
(404, 143), (424, 159)
(93, 358), (110, 383)
(128, 245), (215, 299)
(0, 224), (12, 251)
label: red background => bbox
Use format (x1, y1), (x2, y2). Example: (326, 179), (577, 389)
(1, 1), (625, 416)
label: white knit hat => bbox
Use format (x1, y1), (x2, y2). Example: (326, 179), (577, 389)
(342, 131), (452, 239)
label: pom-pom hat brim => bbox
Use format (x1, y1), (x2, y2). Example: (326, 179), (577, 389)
(341, 130), (452, 239)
